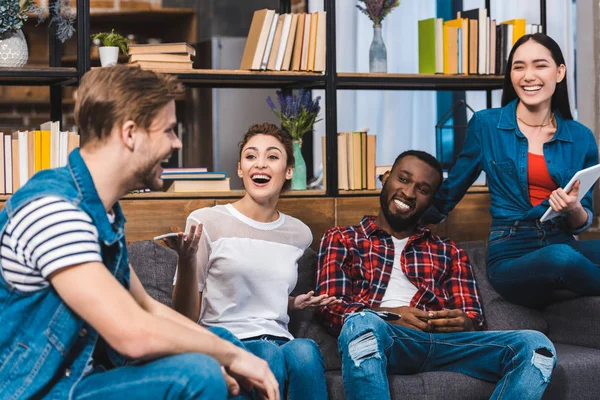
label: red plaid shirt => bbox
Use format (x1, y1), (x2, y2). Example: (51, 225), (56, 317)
(315, 216), (484, 336)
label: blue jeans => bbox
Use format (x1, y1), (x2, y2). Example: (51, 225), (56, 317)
(338, 310), (555, 400)
(241, 335), (328, 400)
(487, 219), (600, 307)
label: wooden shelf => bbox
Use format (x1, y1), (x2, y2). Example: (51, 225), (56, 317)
(123, 188), (326, 199)
(164, 69), (326, 89)
(0, 67), (78, 86)
(336, 73), (504, 91)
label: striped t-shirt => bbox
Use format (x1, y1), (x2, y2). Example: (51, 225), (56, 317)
(0, 196), (103, 292)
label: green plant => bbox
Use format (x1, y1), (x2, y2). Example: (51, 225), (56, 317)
(91, 29), (129, 56)
(1, 0), (75, 41)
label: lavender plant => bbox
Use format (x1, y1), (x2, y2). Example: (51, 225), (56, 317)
(356, 0), (400, 25)
(0, 0), (75, 42)
(267, 89), (321, 141)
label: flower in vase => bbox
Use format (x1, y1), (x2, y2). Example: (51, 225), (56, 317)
(0, 0), (75, 42)
(356, 0), (400, 26)
(266, 89), (321, 142)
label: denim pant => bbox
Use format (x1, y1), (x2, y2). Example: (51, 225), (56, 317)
(241, 335), (328, 400)
(72, 327), (237, 399)
(338, 310), (555, 400)
(487, 219), (600, 307)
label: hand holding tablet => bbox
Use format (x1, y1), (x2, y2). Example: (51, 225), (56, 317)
(540, 164), (600, 222)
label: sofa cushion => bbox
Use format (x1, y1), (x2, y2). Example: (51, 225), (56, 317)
(128, 240), (178, 307)
(543, 297), (600, 350)
(325, 371), (495, 400)
(543, 343), (600, 400)
(460, 241), (548, 334)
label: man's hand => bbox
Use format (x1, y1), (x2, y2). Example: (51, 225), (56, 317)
(227, 348), (280, 400)
(289, 291), (341, 311)
(426, 309), (474, 333)
(163, 224), (202, 265)
(376, 306), (432, 332)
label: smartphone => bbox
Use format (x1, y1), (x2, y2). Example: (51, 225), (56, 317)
(153, 232), (179, 241)
(375, 311), (401, 321)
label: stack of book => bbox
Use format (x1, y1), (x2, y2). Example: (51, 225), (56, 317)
(336, 132), (376, 191)
(128, 42), (195, 70)
(0, 121), (80, 194)
(418, 8), (542, 75)
(240, 9), (326, 72)
(161, 168), (230, 192)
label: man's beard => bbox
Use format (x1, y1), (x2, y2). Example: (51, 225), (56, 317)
(379, 184), (421, 232)
(137, 160), (163, 191)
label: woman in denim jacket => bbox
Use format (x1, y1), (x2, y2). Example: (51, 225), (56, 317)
(424, 33), (600, 308)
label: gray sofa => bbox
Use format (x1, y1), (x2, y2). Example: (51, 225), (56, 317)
(129, 240), (600, 399)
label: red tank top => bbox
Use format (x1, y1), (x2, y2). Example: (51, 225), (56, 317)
(528, 152), (558, 206)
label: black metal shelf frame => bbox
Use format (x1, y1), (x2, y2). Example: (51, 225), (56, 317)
(0, 0), (546, 197)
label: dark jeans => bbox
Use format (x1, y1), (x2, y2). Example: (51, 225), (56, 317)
(487, 219), (600, 307)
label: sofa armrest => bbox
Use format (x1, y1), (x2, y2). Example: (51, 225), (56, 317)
(543, 296), (600, 349)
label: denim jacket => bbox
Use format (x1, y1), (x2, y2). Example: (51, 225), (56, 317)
(0, 149), (129, 399)
(431, 99), (598, 234)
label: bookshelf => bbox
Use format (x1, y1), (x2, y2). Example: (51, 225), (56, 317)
(2, 0), (547, 198)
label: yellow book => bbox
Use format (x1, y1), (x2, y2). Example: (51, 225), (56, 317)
(34, 131), (42, 173)
(445, 18), (468, 75)
(443, 23), (459, 75)
(41, 130), (51, 170)
(501, 19), (526, 46)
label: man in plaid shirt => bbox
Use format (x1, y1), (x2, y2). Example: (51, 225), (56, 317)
(315, 150), (555, 400)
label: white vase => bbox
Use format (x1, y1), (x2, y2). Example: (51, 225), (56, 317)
(99, 46), (119, 67)
(0, 30), (29, 68)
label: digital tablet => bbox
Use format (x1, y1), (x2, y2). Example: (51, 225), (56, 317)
(540, 163), (600, 222)
(153, 232), (179, 240)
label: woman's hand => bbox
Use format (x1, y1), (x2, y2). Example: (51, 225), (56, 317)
(548, 180), (583, 215)
(288, 291), (341, 311)
(163, 224), (203, 265)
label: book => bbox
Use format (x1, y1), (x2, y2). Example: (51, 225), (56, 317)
(164, 178), (231, 192)
(128, 42), (196, 56)
(446, 18), (468, 75)
(366, 134), (376, 190)
(290, 13), (306, 71)
(337, 133), (349, 190)
(161, 171), (227, 180)
(281, 13), (299, 71)
(260, 12), (280, 70)
(443, 23), (459, 75)
(34, 130), (42, 173)
(130, 53), (191, 63)
(306, 12), (318, 71)
(500, 19), (526, 46)
(4, 134), (12, 194)
(240, 9), (276, 70)
(266, 14), (285, 70)
(418, 18), (436, 74)
(313, 11), (327, 72)
(128, 60), (193, 70)
(468, 19), (478, 75)
(300, 13), (311, 71)
(275, 14), (293, 71)
(162, 167), (208, 174)
(459, 8), (488, 74)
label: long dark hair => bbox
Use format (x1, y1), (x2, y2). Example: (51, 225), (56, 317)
(501, 33), (573, 120)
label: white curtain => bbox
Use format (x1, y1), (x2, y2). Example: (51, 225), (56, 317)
(310, 0), (575, 176)
(310, 0), (438, 177)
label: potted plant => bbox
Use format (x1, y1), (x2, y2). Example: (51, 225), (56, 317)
(0, 0), (75, 68)
(91, 29), (128, 67)
(267, 89), (321, 190)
